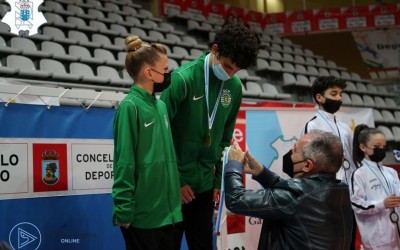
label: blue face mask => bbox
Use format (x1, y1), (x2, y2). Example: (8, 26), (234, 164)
(212, 63), (231, 81)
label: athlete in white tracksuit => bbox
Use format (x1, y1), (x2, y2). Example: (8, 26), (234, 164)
(350, 158), (400, 250)
(301, 76), (356, 184)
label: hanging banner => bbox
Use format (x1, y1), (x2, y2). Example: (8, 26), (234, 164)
(0, 103), (122, 250)
(217, 107), (374, 250)
(342, 6), (372, 30)
(245, 9), (264, 32)
(312, 8), (342, 32)
(286, 10), (313, 34)
(204, 1), (225, 21)
(0, 102), (373, 250)
(245, 10), (263, 24)
(160, 0), (182, 16)
(370, 4), (399, 27)
(264, 12), (287, 35)
(225, 5), (244, 19)
(353, 28), (400, 73)
(181, 0), (205, 16)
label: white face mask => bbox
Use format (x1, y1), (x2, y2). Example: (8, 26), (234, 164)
(212, 62), (231, 81)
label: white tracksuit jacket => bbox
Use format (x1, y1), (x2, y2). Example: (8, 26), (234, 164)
(302, 110), (356, 184)
(350, 159), (400, 250)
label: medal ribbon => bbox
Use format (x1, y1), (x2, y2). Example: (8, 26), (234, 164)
(317, 110), (341, 140)
(204, 53), (224, 133)
(215, 146), (230, 235)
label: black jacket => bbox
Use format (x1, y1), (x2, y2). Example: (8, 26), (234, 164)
(224, 161), (353, 250)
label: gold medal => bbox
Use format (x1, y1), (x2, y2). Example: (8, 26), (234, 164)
(203, 130), (211, 148)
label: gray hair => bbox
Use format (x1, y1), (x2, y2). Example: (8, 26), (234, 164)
(302, 130), (343, 174)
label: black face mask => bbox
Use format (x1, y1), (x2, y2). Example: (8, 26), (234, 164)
(153, 72), (171, 93)
(321, 97), (342, 114)
(282, 150), (294, 177)
(368, 147), (387, 163)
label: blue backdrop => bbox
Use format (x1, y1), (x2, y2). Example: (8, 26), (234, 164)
(0, 103), (190, 250)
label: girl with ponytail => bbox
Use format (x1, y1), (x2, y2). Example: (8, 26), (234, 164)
(350, 124), (400, 249)
(112, 36), (183, 250)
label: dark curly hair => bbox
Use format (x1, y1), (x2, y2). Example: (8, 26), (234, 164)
(212, 24), (259, 69)
(311, 76), (347, 102)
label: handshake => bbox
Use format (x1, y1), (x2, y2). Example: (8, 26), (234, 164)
(224, 141), (264, 177)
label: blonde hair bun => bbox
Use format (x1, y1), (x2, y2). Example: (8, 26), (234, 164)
(125, 35), (143, 52)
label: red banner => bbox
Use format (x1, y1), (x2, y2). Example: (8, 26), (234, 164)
(264, 12), (287, 34)
(181, 0), (205, 15)
(312, 8), (342, 32)
(225, 5), (245, 19)
(370, 3), (400, 27)
(286, 10), (313, 34)
(205, 1), (225, 17)
(163, 1), (400, 33)
(245, 10), (264, 26)
(342, 6), (372, 30)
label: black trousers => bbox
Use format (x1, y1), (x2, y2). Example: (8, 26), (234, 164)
(175, 189), (215, 250)
(121, 222), (183, 250)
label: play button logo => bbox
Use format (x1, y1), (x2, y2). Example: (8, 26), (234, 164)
(18, 228), (37, 248)
(9, 222), (41, 250)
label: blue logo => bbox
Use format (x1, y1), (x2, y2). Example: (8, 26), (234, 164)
(9, 222), (41, 250)
(20, 9), (30, 22)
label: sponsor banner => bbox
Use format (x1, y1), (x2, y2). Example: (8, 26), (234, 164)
(245, 9), (264, 25)
(342, 6), (372, 30)
(286, 10), (313, 34)
(180, 0), (205, 16)
(204, 1), (225, 17)
(217, 107), (374, 249)
(163, 1), (400, 33)
(0, 103), (373, 250)
(352, 28), (400, 70)
(225, 5), (245, 19)
(313, 8), (342, 32)
(181, 0), (203, 11)
(160, 0), (182, 16)
(370, 4), (400, 27)
(264, 12), (287, 35)
(0, 139), (113, 200)
(0, 103), (119, 249)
